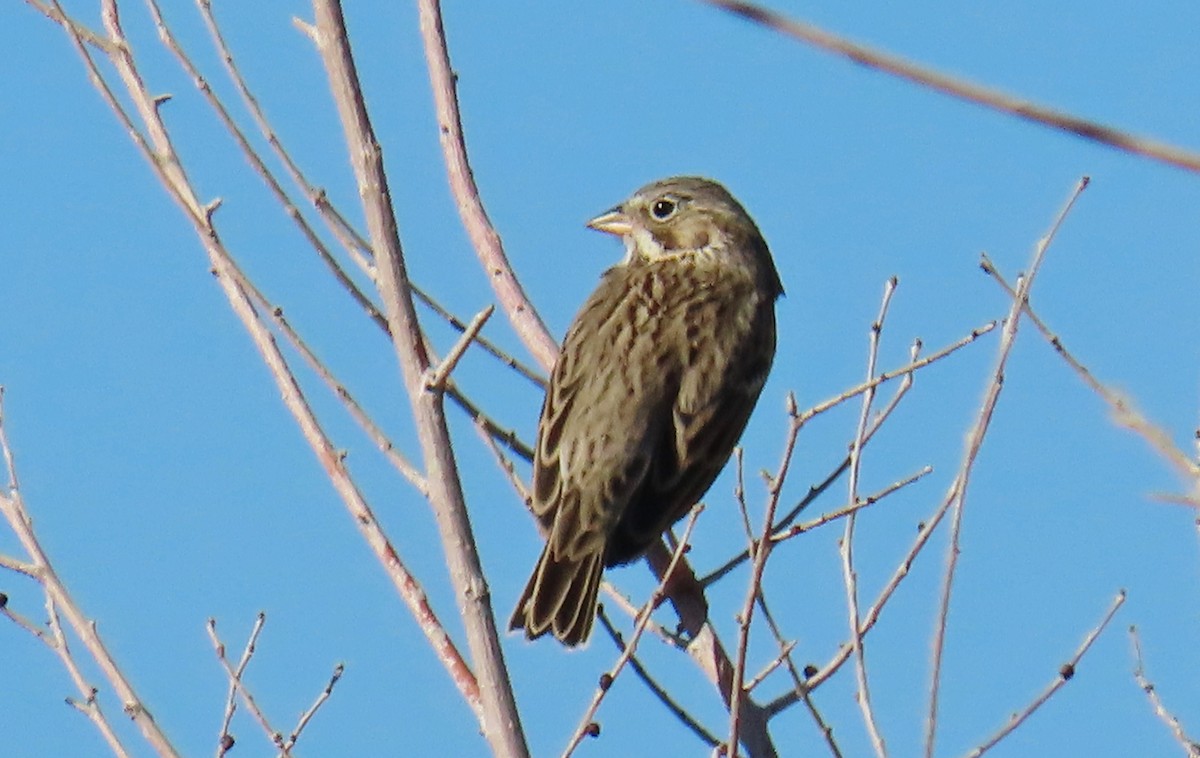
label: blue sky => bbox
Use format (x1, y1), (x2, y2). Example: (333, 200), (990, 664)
(3, 2), (1199, 756)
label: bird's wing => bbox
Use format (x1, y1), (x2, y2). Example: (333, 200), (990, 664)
(530, 268), (671, 562)
(609, 295), (776, 562)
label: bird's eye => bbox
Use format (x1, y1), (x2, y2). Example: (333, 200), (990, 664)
(650, 197), (677, 221)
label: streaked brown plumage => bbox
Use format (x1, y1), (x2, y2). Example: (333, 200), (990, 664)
(510, 176), (784, 646)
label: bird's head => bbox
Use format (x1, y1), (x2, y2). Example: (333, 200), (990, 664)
(587, 176), (784, 296)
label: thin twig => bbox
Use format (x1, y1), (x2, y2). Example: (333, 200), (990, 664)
(562, 506), (705, 758)
(284, 663), (345, 751)
(1128, 626), (1200, 758)
(207, 617), (290, 756)
(1, 601), (50, 642)
(798, 322), (997, 427)
(241, 284), (426, 492)
(596, 607), (722, 749)
(962, 591), (1126, 758)
(734, 447), (753, 538)
(214, 612), (267, 756)
(771, 466), (932, 545)
(728, 392), (805, 755)
(474, 419), (531, 506)
(0, 387), (19, 491)
(745, 640), (798, 693)
(980, 255), (1200, 485)
(447, 381), (535, 462)
(426, 305), (494, 391)
(841, 277), (897, 758)
(926, 177), (1090, 758)
(414, 283), (546, 388)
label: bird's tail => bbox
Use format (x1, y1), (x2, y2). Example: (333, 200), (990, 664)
(509, 543), (604, 647)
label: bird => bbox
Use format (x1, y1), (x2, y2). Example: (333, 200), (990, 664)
(509, 176), (784, 646)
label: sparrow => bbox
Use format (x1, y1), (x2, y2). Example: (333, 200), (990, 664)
(510, 176), (784, 646)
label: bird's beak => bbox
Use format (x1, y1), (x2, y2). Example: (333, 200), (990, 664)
(586, 206), (633, 236)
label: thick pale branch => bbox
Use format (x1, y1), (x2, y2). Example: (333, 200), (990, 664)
(40, 0), (482, 729)
(416, 0), (557, 370)
(309, 2), (526, 754)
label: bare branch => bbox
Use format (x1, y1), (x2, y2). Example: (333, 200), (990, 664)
(797, 321), (997, 427)
(1128, 626), (1200, 758)
(839, 277), (896, 758)
(745, 641), (797, 693)
(207, 617), (290, 756)
(926, 177), (1090, 758)
(563, 506), (705, 758)
(771, 466), (933, 546)
(240, 285), (426, 493)
(416, 0), (558, 371)
(728, 389), (806, 755)
(309, 3), (525, 752)
(699, 1), (1200, 174)
(2, 600), (50, 643)
(284, 663), (345, 751)
(426, 305), (495, 391)
(962, 591), (1126, 758)
(980, 255), (1200, 486)
(213, 612), (267, 756)
(596, 607), (722, 750)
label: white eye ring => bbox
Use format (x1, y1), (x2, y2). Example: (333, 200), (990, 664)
(650, 196), (678, 221)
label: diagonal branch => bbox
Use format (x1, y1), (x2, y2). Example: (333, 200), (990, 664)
(416, 0), (558, 370)
(563, 507), (706, 757)
(925, 177), (1090, 758)
(963, 591), (1126, 758)
(308, 2), (526, 754)
(980, 255), (1200, 486)
(700, 0), (1200, 174)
